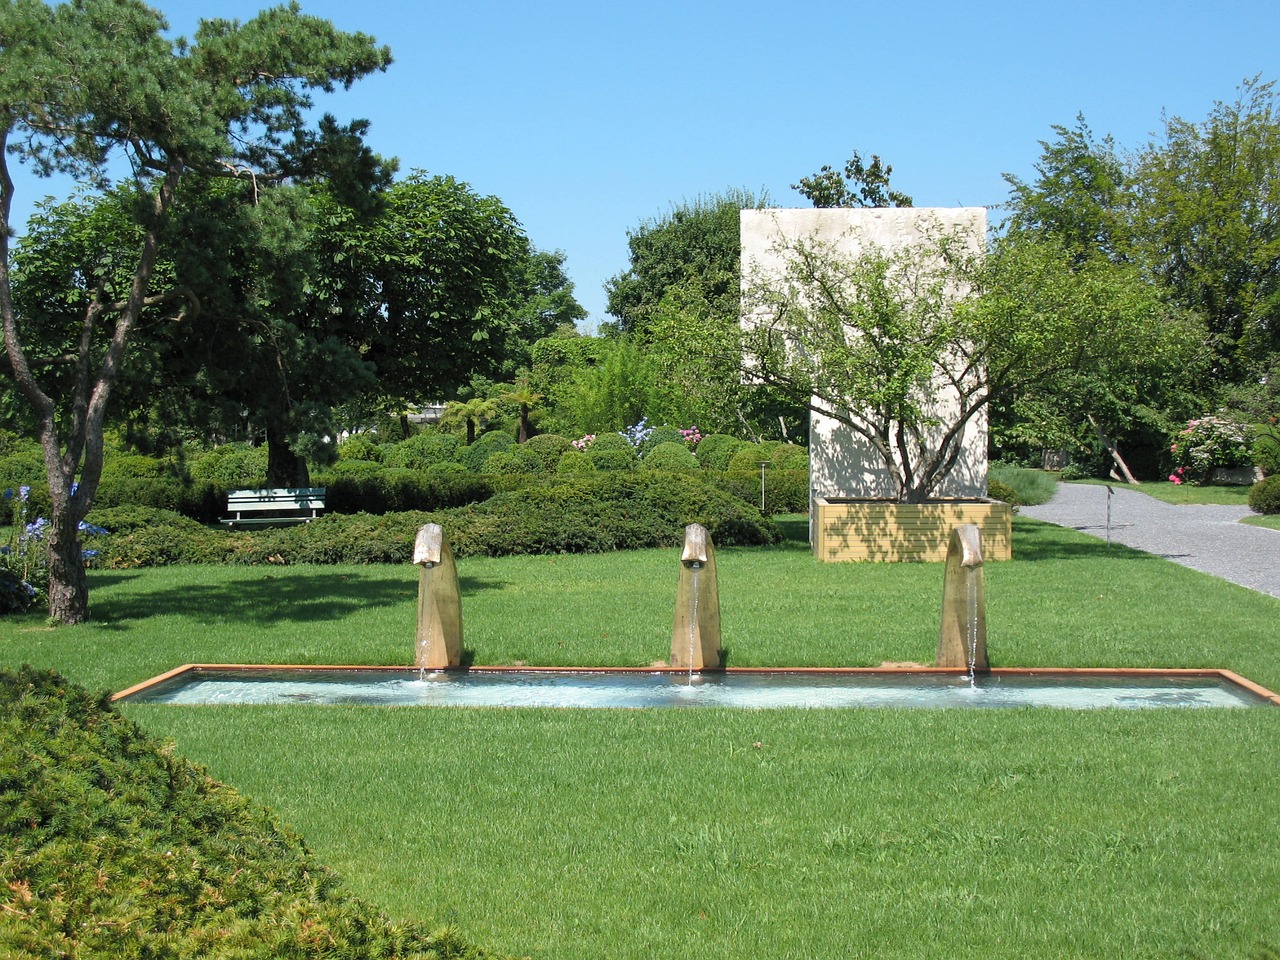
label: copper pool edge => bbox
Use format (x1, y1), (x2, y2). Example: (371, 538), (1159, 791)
(112, 664), (1280, 706)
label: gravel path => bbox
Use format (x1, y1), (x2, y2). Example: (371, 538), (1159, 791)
(1020, 483), (1280, 599)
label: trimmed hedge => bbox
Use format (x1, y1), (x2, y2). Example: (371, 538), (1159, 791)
(316, 469), (495, 515)
(707, 469), (810, 514)
(89, 473), (782, 567)
(0, 666), (509, 959)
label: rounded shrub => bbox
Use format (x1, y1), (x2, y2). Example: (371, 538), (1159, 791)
(521, 434), (573, 472)
(987, 478), (1020, 506)
(588, 432), (635, 454)
(425, 460), (468, 477)
(640, 441), (699, 473)
(1248, 475), (1280, 515)
(637, 425), (684, 459)
(189, 444), (268, 488)
(458, 431), (514, 472)
(557, 450), (598, 474)
(1253, 429), (1280, 477)
(694, 434), (744, 471)
(336, 434), (384, 463)
(482, 451), (531, 475)
(770, 443), (809, 470)
(727, 443), (773, 473)
(385, 432), (463, 471)
(101, 454), (178, 480)
(587, 446), (638, 471)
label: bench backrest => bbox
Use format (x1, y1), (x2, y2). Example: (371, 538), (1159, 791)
(227, 488), (326, 512)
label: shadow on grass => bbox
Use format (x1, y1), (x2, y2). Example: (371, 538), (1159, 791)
(90, 570), (511, 626)
(1011, 517), (1168, 564)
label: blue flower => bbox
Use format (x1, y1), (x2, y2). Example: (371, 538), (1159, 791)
(18, 486), (30, 502)
(3, 489), (12, 500)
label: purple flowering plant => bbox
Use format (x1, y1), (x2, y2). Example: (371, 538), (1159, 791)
(1, 484), (107, 614)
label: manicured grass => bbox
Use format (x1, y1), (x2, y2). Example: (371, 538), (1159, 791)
(3, 519), (1279, 959)
(1242, 514), (1280, 531)
(1069, 478), (1255, 506)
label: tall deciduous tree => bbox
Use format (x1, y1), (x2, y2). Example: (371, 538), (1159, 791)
(0, 0), (390, 623)
(1001, 116), (1131, 263)
(1131, 76), (1280, 381)
(604, 189), (766, 337)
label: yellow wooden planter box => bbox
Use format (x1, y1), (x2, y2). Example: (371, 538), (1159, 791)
(813, 498), (1013, 563)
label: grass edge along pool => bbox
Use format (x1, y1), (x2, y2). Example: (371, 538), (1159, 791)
(114, 665), (1280, 710)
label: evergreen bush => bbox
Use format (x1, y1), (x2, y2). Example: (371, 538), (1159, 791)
(587, 444), (638, 471)
(726, 443), (773, 473)
(1248, 475), (1280, 514)
(189, 444), (268, 489)
(336, 435), (384, 463)
(640, 441), (699, 473)
(0, 666), (507, 959)
(556, 450), (598, 474)
(520, 434), (573, 472)
(384, 432), (463, 471)
(692, 433), (744, 471)
(458, 432), (514, 472)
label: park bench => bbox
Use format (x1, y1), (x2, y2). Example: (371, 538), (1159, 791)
(222, 488), (326, 527)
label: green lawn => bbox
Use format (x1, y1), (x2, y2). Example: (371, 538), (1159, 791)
(1068, 477), (1256, 507)
(4, 518), (1279, 960)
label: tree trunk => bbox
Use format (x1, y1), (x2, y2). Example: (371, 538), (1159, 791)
(45, 508), (89, 625)
(266, 423), (311, 487)
(1089, 415), (1139, 485)
(517, 404), (530, 444)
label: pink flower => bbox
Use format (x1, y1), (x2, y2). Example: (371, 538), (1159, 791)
(1168, 474), (1182, 484)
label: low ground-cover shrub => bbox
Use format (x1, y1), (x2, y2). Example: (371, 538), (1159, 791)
(1249, 475), (1280, 515)
(0, 666), (508, 959)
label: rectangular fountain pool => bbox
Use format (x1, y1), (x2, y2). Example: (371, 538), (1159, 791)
(114, 666), (1280, 710)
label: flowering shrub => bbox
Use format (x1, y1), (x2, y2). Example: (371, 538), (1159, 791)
(621, 418), (653, 450)
(1168, 416), (1253, 485)
(571, 434), (596, 452)
(0, 486), (107, 614)
(679, 426), (703, 449)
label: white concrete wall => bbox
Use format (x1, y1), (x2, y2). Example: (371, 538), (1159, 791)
(740, 207), (989, 500)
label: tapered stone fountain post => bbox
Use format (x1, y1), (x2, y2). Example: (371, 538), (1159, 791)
(671, 523), (723, 671)
(936, 523), (989, 673)
(414, 524), (462, 669)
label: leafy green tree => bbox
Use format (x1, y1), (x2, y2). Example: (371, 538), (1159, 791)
(499, 248), (587, 376)
(314, 172), (531, 408)
(1131, 76), (1280, 381)
(1001, 116), (1131, 263)
(0, 0), (390, 623)
(740, 229), (1200, 502)
(604, 189), (767, 337)
(792, 150), (913, 208)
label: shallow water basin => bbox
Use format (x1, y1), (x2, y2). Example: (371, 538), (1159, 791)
(114, 665), (1280, 710)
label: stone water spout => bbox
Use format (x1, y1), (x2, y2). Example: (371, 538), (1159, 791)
(414, 523), (462, 669)
(935, 523), (988, 674)
(671, 523), (723, 671)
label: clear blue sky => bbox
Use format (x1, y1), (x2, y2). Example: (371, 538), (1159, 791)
(9, 0), (1279, 331)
